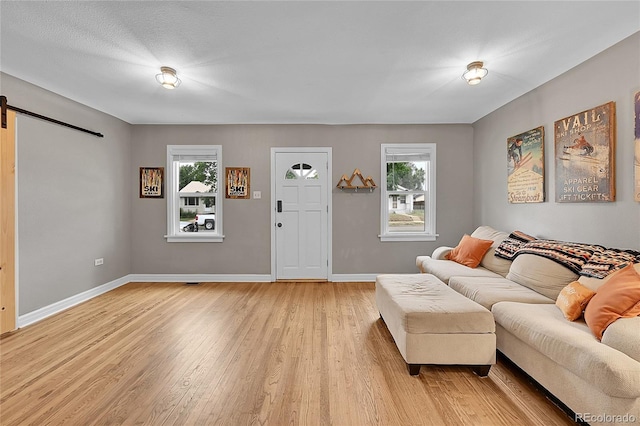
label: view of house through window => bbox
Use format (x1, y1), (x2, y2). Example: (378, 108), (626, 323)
(178, 161), (217, 232)
(166, 145), (222, 242)
(380, 144), (436, 241)
(387, 160), (426, 232)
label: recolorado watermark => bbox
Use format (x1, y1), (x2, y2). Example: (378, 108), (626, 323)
(575, 413), (637, 423)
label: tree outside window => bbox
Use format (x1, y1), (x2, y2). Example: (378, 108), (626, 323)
(166, 145), (223, 242)
(380, 144), (436, 241)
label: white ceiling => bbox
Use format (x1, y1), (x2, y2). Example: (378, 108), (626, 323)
(1, 1), (638, 125)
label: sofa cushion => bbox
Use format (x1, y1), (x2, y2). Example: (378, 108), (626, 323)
(492, 302), (640, 398)
(471, 226), (512, 277)
(449, 276), (554, 310)
(584, 264), (640, 340)
(479, 249), (512, 277)
(416, 256), (502, 284)
(602, 317), (640, 363)
(446, 234), (493, 268)
(578, 262), (640, 292)
(470, 225), (508, 242)
(506, 254), (578, 300)
(578, 275), (609, 292)
(555, 281), (596, 321)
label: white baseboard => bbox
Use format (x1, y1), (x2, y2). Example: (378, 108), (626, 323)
(17, 275), (130, 328)
(16, 273), (378, 328)
(130, 274), (377, 283)
(127, 274), (273, 283)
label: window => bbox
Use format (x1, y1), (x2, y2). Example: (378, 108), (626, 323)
(380, 143), (436, 241)
(286, 163), (319, 180)
(184, 197), (198, 206)
(166, 145), (223, 242)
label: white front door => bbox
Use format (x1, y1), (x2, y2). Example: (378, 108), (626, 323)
(272, 149), (331, 280)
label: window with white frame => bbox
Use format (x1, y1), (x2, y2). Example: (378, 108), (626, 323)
(380, 143), (436, 241)
(166, 145), (223, 242)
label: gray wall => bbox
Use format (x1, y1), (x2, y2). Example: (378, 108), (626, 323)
(1, 73), (133, 314)
(473, 33), (640, 249)
(10, 31), (636, 315)
(131, 124), (474, 275)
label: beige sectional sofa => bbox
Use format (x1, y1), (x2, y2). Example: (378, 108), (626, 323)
(416, 226), (640, 425)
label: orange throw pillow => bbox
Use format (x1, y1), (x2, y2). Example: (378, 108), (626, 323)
(446, 234), (493, 268)
(555, 281), (596, 321)
(584, 264), (640, 340)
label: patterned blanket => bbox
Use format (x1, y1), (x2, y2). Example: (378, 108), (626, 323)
(495, 230), (639, 278)
(580, 248), (640, 279)
(494, 231), (536, 260)
(513, 239), (603, 274)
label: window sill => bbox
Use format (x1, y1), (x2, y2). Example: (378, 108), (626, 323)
(379, 233), (438, 242)
(165, 234), (225, 243)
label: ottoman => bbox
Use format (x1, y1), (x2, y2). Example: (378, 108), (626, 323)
(375, 273), (496, 376)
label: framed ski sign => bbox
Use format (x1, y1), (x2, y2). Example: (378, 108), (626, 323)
(507, 126), (545, 203)
(554, 102), (616, 203)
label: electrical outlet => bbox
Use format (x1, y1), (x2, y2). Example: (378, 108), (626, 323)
(253, 191), (261, 199)
(94, 258), (104, 266)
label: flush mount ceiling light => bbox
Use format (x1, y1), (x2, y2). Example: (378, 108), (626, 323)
(462, 61), (488, 85)
(155, 66), (181, 89)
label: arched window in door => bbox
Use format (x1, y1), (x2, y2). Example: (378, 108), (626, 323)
(285, 163), (319, 180)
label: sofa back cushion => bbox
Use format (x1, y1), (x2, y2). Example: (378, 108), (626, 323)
(601, 317), (640, 363)
(506, 254), (579, 300)
(578, 275), (609, 292)
(471, 226), (512, 277)
(579, 262), (640, 292)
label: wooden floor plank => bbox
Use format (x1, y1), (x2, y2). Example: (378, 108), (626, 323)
(0, 282), (575, 425)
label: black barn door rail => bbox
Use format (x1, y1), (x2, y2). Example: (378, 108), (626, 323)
(1, 95), (104, 138)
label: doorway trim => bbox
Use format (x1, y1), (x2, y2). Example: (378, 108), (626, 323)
(270, 147), (332, 282)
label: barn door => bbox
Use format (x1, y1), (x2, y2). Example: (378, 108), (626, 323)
(1, 109), (17, 333)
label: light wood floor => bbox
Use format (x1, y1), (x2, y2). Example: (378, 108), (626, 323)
(0, 282), (575, 425)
